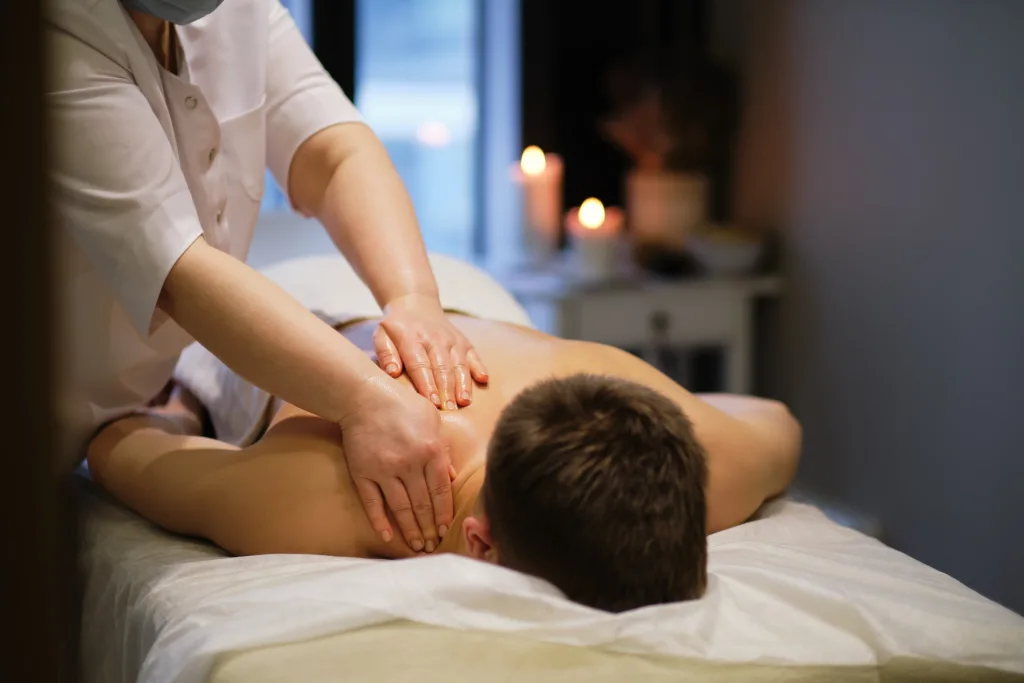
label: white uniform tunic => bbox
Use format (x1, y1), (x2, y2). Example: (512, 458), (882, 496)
(48, 0), (361, 466)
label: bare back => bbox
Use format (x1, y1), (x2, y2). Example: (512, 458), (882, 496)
(249, 316), (798, 560)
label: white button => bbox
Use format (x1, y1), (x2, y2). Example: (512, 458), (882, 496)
(208, 148), (218, 165)
(216, 207), (225, 224)
(185, 96), (198, 109)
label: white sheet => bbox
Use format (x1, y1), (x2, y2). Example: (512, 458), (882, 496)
(77, 481), (1024, 683)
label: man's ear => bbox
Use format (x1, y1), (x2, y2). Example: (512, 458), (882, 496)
(462, 514), (498, 564)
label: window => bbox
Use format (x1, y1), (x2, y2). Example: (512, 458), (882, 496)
(355, 0), (480, 260)
(256, 0), (520, 269)
(260, 0), (314, 214)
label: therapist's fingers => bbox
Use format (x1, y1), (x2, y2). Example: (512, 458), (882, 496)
(381, 479), (425, 552)
(425, 458), (455, 539)
(451, 346), (473, 406)
(428, 342), (457, 411)
(467, 349), (489, 384)
(372, 326), (402, 377)
(401, 342), (441, 408)
(401, 473), (441, 553)
(354, 478), (393, 544)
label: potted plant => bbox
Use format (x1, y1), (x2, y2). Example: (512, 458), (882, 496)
(602, 47), (736, 261)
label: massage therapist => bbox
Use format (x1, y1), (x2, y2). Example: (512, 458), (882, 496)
(49, 0), (485, 553)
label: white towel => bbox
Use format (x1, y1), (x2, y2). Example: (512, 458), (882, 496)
(82, 497), (1019, 683)
(173, 254), (532, 446)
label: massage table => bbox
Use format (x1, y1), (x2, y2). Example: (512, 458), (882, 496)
(78, 255), (1024, 683)
(78, 479), (1024, 683)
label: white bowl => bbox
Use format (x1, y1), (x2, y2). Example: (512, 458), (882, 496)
(686, 233), (765, 276)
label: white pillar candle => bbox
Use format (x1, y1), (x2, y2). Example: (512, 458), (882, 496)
(566, 197), (624, 281)
(512, 146), (564, 265)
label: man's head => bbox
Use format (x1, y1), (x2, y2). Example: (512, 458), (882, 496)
(462, 374), (708, 612)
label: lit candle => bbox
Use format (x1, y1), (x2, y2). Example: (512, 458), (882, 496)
(513, 146), (564, 264)
(565, 198), (624, 280)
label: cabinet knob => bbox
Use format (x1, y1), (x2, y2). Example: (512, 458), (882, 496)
(650, 311), (671, 336)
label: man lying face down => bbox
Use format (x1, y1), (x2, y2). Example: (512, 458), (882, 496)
(88, 313), (801, 613)
(469, 375), (709, 611)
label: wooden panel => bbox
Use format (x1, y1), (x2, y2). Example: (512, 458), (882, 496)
(0, 1), (76, 681)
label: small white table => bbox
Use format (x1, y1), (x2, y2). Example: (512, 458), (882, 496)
(498, 267), (781, 395)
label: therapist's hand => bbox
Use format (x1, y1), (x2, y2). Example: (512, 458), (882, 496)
(341, 374), (455, 553)
(375, 294), (489, 410)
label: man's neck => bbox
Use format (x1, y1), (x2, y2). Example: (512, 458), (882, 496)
(439, 465), (485, 556)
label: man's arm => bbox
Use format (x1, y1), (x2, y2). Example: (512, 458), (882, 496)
(607, 348), (802, 533)
(694, 394), (802, 531)
(86, 403), (420, 560)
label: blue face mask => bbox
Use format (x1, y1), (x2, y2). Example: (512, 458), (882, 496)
(122, 0), (225, 25)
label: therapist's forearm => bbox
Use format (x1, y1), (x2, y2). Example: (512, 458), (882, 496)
(159, 238), (381, 423)
(291, 124), (439, 308)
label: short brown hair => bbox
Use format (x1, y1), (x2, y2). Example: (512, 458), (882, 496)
(482, 374), (708, 612)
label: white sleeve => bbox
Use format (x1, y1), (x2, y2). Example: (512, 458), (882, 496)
(264, 0), (363, 210)
(48, 26), (204, 336)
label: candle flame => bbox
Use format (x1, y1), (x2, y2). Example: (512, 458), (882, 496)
(579, 198), (606, 230)
(520, 146), (547, 176)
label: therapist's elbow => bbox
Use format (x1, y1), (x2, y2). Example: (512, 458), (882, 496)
(287, 122), (377, 216)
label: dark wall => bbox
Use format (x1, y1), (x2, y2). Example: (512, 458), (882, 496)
(521, 0), (713, 219)
(313, 0), (356, 97)
(735, 0), (1024, 612)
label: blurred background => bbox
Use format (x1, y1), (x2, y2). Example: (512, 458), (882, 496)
(249, 0), (1024, 615)
(6, 1), (1024, 676)
(255, 0), (487, 261)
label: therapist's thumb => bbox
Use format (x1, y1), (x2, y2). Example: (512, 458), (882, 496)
(373, 325), (402, 378)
